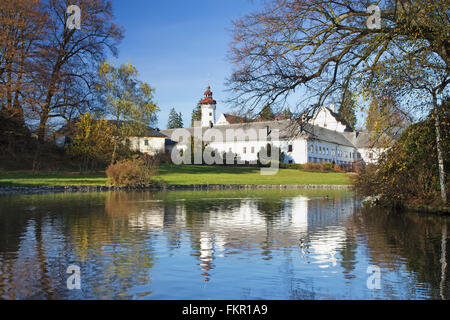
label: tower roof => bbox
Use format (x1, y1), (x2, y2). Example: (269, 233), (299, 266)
(200, 85), (217, 105)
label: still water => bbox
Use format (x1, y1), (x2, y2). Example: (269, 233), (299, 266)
(0, 189), (448, 300)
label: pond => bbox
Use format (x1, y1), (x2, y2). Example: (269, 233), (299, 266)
(0, 189), (448, 300)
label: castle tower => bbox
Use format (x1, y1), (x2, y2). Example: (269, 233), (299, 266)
(200, 85), (216, 127)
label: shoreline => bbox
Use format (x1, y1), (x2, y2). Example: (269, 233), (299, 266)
(0, 184), (352, 195)
(362, 199), (450, 216)
(404, 204), (450, 216)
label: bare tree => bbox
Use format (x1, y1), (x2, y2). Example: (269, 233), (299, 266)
(0, 0), (46, 125)
(228, 0), (449, 203)
(32, 0), (123, 142)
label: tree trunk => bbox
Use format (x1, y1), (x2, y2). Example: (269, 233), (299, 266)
(433, 99), (447, 205)
(111, 141), (117, 165)
(38, 111), (49, 142)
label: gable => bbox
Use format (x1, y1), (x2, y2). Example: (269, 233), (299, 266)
(311, 106), (348, 133)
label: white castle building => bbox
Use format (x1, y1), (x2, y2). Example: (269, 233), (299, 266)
(55, 85), (385, 165)
(157, 86), (386, 166)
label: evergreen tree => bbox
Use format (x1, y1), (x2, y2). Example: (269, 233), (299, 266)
(167, 108), (183, 129)
(191, 102), (202, 126)
(260, 105), (275, 121)
(282, 108), (293, 119)
(337, 90), (357, 130)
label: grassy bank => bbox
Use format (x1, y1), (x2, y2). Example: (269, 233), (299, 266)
(0, 164), (351, 187)
(158, 165), (351, 185)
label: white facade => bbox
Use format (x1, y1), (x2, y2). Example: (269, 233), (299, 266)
(215, 114), (229, 126)
(358, 147), (384, 164)
(311, 106), (347, 133)
(129, 137), (166, 156)
(161, 87), (386, 166)
(306, 140), (357, 166)
(201, 104), (216, 127)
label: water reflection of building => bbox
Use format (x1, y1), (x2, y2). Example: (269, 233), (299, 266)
(106, 193), (355, 282)
(200, 232), (214, 282)
(2, 191), (447, 299)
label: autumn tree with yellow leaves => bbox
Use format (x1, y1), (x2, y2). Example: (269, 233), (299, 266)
(66, 113), (114, 172)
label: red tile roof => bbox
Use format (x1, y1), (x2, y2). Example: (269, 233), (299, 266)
(200, 85), (217, 104)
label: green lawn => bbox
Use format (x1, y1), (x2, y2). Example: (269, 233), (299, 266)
(0, 165), (351, 187)
(158, 164), (351, 185)
(0, 171), (107, 187)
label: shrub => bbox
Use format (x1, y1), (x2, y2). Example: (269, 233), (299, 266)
(280, 163), (303, 170)
(106, 156), (159, 187)
(302, 162), (335, 172)
(354, 117), (449, 206)
(151, 151), (173, 165)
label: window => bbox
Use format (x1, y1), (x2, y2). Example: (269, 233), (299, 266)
(243, 147), (247, 154)
(251, 146), (255, 154)
(288, 145), (293, 152)
(229, 148), (232, 153)
(145, 139), (149, 146)
(209, 112), (212, 116)
(310, 145), (314, 153)
(289, 160), (293, 164)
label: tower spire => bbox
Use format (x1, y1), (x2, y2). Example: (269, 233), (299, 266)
(200, 85), (216, 127)
(200, 84), (216, 104)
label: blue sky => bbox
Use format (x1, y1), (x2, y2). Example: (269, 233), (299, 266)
(111, 0), (260, 129)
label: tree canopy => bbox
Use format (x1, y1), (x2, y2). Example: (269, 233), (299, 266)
(228, 0), (448, 115)
(259, 105), (275, 121)
(0, 0), (123, 141)
(167, 108), (184, 129)
(337, 90), (357, 131)
(191, 102), (202, 127)
(228, 0), (449, 203)
(95, 62), (159, 162)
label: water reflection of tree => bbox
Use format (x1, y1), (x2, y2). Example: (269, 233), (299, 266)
(0, 192), (159, 299)
(0, 195), (90, 299)
(354, 207), (449, 300)
(257, 199), (285, 260)
(76, 192), (157, 299)
(340, 218), (359, 280)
